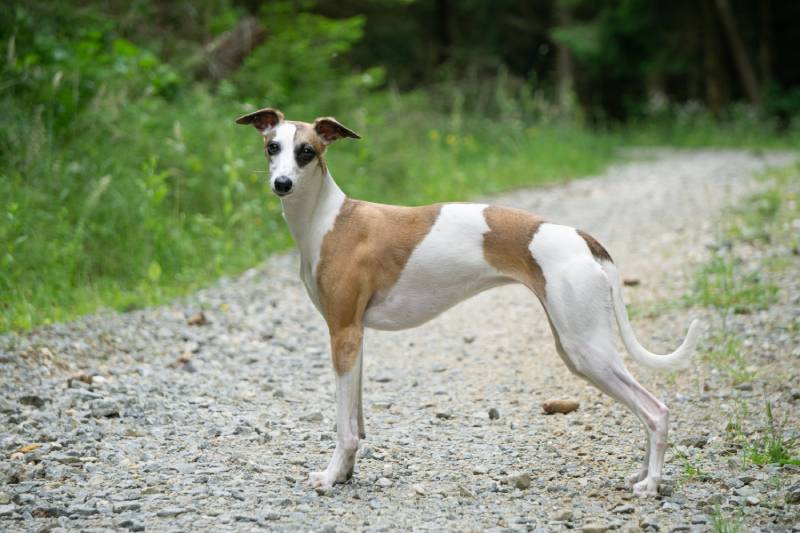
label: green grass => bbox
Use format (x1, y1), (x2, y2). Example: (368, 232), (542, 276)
(674, 450), (709, 485)
(688, 162), (799, 384)
(1, 87), (627, 332)
(742, 402), (800, 467)
(618, 105), (800, 149)
(710, 507), (743, 533)
(3, 99), (798, 333)
(701, 326), (755, 385)
(692, 254), (779, 313)
(3, 29), (799, 336)
(725, 402), (800, 467)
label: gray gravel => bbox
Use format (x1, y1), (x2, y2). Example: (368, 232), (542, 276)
(2, 149), (799, 532)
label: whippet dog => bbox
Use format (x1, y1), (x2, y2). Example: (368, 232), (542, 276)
(236, 108), (700, 497)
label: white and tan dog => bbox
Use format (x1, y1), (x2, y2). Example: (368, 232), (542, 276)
(236, 108), (700, 497)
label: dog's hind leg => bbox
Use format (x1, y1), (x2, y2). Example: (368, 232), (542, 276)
(627, 439), (651, 487)
(357, 353), (366, 439)
(543, 257), (669, 497)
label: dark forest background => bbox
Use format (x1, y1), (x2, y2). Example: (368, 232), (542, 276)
(328, 0), (800, 122)
(2, 0), (799, 331)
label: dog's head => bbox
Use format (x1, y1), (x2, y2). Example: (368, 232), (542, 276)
(236, 108), (360, 198)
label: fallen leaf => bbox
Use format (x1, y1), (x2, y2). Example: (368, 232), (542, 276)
(67, 371), (94, 387)
(17, 443), (41, 454)
(169, 351), (193, 368)
(187, 312), (207, 326)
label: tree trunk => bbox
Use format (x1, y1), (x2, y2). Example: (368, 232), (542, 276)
(434, 0), (452, 67)
(759, 0), (773, 83)
(714, 0), (761, 105)
(703, 0), (726, 117)
(192, 17), (267, 81)
(554, 0), (575, 110)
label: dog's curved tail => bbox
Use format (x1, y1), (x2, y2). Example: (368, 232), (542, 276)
(603, 261), (701, 371)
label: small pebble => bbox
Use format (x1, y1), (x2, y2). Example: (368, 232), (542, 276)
(582, 523), (610, 533)
(542, 399), (580, 414)
(552, 508), (573, 521)
(509, 472), (531, 490)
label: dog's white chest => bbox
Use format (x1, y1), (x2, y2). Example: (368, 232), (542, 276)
(300, 259), (322, 312)
(287, 184), (346, 313)
(363, 203), (508, 330)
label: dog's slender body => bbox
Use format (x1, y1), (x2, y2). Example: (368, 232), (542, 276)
(236, 108), (701, 497)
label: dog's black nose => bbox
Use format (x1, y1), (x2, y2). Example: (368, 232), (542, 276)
(274, 176), (293, 195)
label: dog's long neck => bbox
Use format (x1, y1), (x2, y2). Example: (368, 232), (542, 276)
(280, 165), (345, 262)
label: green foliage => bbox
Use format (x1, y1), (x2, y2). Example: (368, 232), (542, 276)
(235, 2), (383, 111)
(727, 402), (800, 467)
(692, 254), (778, 313)
(618, 104), (800, 148)
(552, 0), (657, 77)
(701, 326), (754, 385)
(674, 450), (709, 484)
(710, 507), (743, 533)
(743, 403), (800, 467)
(691, 162), (800, 318)
(0, 83), (621, 331)
(689, 163), (799, 386)
(2, 1), (799, 332)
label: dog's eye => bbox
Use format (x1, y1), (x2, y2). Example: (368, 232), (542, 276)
(296, 144), (316, 164)
(267, 142), (280, 155)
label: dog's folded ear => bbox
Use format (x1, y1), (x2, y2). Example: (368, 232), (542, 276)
(313, 117), (361, 145)
(235, 108), (284, 133)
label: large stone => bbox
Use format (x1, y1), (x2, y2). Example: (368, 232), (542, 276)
(786, 483), (800, 504)
(90, 399), (120, 417)
(640, 515), (660, 531)
(0, 504), (16, 517)
(509, 472), (531, 490)
(156, 507), (188, 517)
(552, 508), (573, 521)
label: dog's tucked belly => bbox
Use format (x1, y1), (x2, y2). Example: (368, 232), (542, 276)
(363, 275), (511, 330)
(363, 203), (512, 331)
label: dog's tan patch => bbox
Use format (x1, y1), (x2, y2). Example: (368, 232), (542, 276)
(577, 229), (613, 262)
(292, 122), (326, 154)
(317, 199), (442, 374)
(291, 121), (328, 173)
(482, 206), (546, 299)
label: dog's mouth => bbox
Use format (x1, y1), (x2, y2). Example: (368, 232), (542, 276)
(273, 190), (292, 197)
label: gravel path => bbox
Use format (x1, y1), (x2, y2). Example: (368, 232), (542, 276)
(2, 149), (799, 532)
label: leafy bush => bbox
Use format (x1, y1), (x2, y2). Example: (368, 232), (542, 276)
(1, 2), (798, 332)
(234, 2), (383, 113)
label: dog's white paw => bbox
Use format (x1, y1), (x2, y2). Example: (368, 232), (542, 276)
(626, 469), (647, 488)
(308, 471), (334, 494)
(632, 477), (659, 498)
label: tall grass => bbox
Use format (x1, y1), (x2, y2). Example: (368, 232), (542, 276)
(1, 86), (624, 332)
(3, 4), (799, 333)
(689, 162), (800, 385)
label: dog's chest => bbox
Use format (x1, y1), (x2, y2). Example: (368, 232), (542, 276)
(300, 258), (322, 312)
(293, 193), (346, 314)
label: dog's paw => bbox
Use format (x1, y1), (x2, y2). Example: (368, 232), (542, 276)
(632, 477), (659, 498)
(626, 469), (647, 488)
(308, 471), (334, 494)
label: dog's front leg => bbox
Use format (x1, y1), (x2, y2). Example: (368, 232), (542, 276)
(309, 324), (364, 492)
